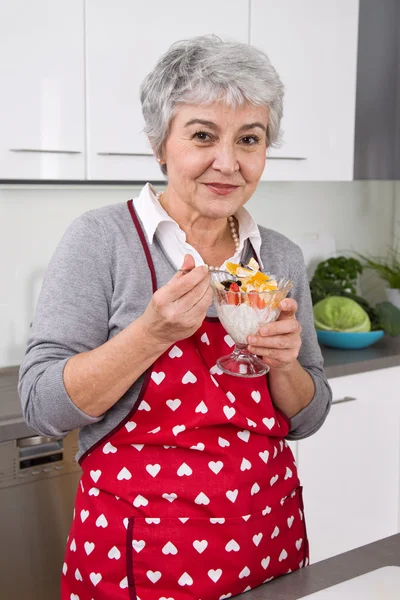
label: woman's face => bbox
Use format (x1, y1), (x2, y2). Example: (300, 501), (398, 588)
(161, 101), (269, 220)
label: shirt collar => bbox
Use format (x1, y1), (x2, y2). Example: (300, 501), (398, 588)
(133, 182), (263, 267)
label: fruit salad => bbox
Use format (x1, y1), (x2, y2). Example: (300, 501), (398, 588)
(214, 258), (279, 309)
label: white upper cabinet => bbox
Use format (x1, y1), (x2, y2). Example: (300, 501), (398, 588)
(251, 0), (359, 181)
(85, 0), (249, 181)
(0, 0), (85, 180)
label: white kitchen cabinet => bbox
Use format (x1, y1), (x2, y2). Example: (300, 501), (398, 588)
(297, 367), (400, 564)
(251, 0), (359, 181)
(85, 0), (250, 181)
(0, 0), (85, 180)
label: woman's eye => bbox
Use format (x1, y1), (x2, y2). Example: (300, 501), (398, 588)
(241, 135), (260, 145)
(193, 131), (212, 141)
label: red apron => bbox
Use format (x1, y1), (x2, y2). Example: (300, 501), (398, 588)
(61, 202), (309, 600)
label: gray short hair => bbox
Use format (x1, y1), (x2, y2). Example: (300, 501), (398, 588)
(140, 35), (284, 177)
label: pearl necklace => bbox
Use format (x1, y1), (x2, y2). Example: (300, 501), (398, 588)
(155, 191), (240, 270)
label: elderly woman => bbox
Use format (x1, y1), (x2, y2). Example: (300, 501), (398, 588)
(19, 35), (331, 600)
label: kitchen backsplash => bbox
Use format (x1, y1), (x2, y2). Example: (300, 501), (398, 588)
(0, 180), (397, 367)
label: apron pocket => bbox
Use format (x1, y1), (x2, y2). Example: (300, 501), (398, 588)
(126, 486), (308, 600)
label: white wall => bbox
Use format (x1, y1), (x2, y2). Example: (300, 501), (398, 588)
(0, 180), (396, 367)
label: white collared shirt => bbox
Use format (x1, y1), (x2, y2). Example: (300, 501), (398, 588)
(133, 183), (263, 270)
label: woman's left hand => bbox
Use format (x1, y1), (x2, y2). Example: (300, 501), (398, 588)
(247, 298), (302, 370)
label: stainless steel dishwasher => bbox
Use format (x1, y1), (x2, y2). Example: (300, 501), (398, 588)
(0, 429), (81, 600)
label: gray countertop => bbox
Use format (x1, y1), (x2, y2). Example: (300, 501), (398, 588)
(1, 336), (400, 441)
(242, 533), (400, 599)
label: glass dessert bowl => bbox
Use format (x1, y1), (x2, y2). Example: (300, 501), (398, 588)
(210, 262), (293, 378)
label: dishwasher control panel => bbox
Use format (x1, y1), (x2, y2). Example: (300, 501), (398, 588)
(0, 429), (81, 488)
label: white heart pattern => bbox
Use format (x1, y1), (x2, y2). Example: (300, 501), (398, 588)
(210, 518), (225, 524)
(225, 539), (240, 552)
(70, 594), (79, 600)
(162, 493), (177, 503)
(247, 418), (257, 428)
(84, 541), (95, 555)
(208, 461), (224, 474)
(271, 526), (280, 539)
(259, 450), (269, 463)
(117, 467), (132, 481)
(200, 332), (210, 345)
(193, 539), (208, 553)
(195, 492), (210, 505)
(251, 390), (261, 403)
(125, 421), (136, 432)
(296, 538), (303, 550)
(162, 541), (178, 555)
(90, 470), (101, 483)
(145, 518), (160, 524)
(242, 515), (251, 522)
(75, 568), (82, 581)
(190, 442), (205, 451)
(148, 426), (161, 434)
(226, 391), (236, 403)
(133, 495), (148, 507)
(108, 546), (121, 559)
(103, 441), (117, 454)
(179, 517), (189, 523)
(218, 436), (230, 447)
(208, 569), (223, 582)
(178, 572), (193, 586)
(261, 556), (271, 570)
(80, 509), (89, 523)
(224, 334), (235, 347)
(151, 371), (165, 385)
(253, 533), (263, 546)
(172, 424), (186, 436)
(220, 595), (232, 599)
(132, 540), (146, 553)
(96, 514), (108, 528)
(177, 462), (192, 476)
(147, 570), (162, 583)
(138, 400), (151, 411)
(273, 446), (278, 458)
(287, 516), (294, 529)
(223, 406), (236, 420)
(240, 457), (252, 471)
(237, 430), (250, 443)
(226, 488), (239, 502)
(210, 364), (223, 375)
(166, 399), (181, 411)
(168, 345), (183, 358)
(119, 576), (128, 589)
(285, 466), (293, 480)
(263, 417), (275, 430)
(251, 482), (260, 495)
(146, 464), (161, 477)
(182, 371), (197, 384)
(90, 572), (102, 586)
(239, 566), (250, 578)
(270, 474), (279, 486)
(262, 506), (272, 515)
(279, 549), (288, 561)
(195, 400), (208, 414)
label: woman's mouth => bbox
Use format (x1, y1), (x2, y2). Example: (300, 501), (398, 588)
(204, 183), (239, 196)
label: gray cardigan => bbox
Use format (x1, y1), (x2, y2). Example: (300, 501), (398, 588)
(18, 201), (332, 460)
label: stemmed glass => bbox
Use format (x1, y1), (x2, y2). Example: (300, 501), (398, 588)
(210, 270), (294, 378)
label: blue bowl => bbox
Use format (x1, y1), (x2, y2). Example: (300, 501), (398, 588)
(316, 329), (384, 349)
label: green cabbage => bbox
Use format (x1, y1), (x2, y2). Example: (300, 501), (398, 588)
(314, 296), (371, 332)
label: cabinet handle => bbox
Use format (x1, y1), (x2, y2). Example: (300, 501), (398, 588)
(332, 396), (357, 405)
(10, 148), (82, 154)
(97, 152), (153, 157)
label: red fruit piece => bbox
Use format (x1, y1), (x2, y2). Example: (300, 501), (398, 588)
(227, 281), (240, 305)
(248, 290), (265, 309)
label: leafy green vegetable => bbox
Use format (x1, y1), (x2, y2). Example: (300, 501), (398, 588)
(311, 257), (363, 297)
(314, 297), (371, 332)
(376, 302), (400, 336)
(356, 246), (400, 289)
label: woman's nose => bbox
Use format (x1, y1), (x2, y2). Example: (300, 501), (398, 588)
(212, 144), (240, 175)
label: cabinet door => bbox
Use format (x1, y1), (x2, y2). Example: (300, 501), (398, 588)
(297, 368), (400, 563)
(85, 0), (249, 181)
(251, 0), (359, 181)
(0, 0), (85, 180)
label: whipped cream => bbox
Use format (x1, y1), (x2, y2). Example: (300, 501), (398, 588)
(217, 303), (280, 345)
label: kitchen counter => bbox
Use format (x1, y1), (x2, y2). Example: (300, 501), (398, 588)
(321, 334), (400, 378)
(1, 336), (400, 441)
(242, 533), (400, 599)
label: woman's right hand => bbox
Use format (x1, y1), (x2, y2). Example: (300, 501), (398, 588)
(139, 254), (213, 347)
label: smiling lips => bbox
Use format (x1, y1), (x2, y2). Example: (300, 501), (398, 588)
(204, 183), (239, 195)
